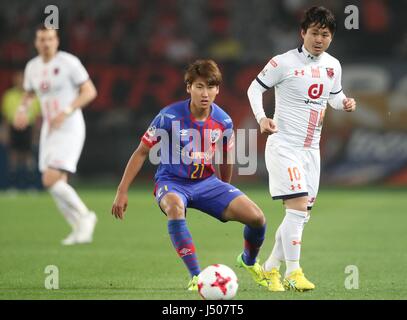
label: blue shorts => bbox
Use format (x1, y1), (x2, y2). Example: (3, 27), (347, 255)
(154, 175), (244, 222)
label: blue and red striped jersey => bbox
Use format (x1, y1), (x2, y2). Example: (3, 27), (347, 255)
(141, 99), (234, 181)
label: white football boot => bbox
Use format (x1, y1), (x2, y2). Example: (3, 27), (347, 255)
(61, 219), (80, 246)
(75, 211), (97, 244)
(61, 230), (79, 246)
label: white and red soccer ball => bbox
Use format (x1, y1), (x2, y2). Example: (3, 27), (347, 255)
(197, 264), (239, 300)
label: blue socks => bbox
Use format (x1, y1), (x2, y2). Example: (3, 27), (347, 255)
(168, 220), (265, 273)
(168, 219), (200, 277)
(242, 224), (266, 266)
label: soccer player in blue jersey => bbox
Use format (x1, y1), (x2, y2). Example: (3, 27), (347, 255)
(112, 59), (268, 291)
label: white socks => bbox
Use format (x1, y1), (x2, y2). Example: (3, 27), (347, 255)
(264, 225), (284, 271)
(286, 260), (300, 275)
(303, 213), (310, 228)
(265, 209), (310, 276)
(281, 209), (307, 275)
(52, 194), (81, 229)
(49, 180), (90, 228)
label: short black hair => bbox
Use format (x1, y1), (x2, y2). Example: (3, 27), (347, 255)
(184, 59), (222, 86)
(300, 6), (336, 35)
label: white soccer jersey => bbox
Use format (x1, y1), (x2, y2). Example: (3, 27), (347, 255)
(23, 51), (89, 131)
(249, 45), (345, 150)
(23, 51), (90, 173)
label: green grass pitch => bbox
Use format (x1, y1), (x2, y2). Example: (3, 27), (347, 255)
(1, 186), (406, 300)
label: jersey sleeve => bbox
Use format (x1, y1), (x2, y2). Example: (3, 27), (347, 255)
(23, 62), (33, 92)
(141, 110), (172, 148)
(255, 55), (287, 90)
(69, 56), (90, 86)
(328, 61), (347, 110)
(329, 61), (343, 96)
(222, 117), (234, 152)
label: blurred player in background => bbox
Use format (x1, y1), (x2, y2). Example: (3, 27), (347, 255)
(247, 6), (356, 291)
(13, 26), (98, 245)
(1, 71), (41, 190)
(112, 59), (268, 291)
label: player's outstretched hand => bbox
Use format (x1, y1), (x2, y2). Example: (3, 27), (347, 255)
(112, 191), (128, 220)
(13, 109), (29, 131)
(259, 117), (278, 135)
(343, 98), (356, 112)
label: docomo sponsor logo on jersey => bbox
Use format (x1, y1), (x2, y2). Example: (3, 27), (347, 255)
(308, 83), (324, 99)
(147, 121), (258, 175)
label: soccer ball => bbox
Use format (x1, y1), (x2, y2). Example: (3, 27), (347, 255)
(197, 264), (238, 300)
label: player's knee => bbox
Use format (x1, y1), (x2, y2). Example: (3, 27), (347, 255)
(165, 203), (185, 220)
(161, 194), (185, 219)
(42, 173), (57, 189)
(247, 205), (266, 228)
(284, 196), (308, 212)
(42, 170), (63, 188)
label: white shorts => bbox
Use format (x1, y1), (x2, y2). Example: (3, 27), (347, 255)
(265, 138), (320, 209)
(39, 122), (85, 174)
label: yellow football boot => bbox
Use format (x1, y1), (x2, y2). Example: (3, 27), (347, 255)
(187, 275), (199, 291)
(264, 268), (285, 292)
(283, 268), (315, 291)
(236, 253), (268, 287)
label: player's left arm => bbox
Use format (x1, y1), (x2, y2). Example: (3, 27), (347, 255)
(66, 79), (97, 113)
(50, 79), (97, 129)
(328, 61), (356, 112)
(217, 123), (235, 183)
(218, 150), (233, 183)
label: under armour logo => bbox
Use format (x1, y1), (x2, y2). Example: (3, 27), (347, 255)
(294, 70), (305, 76)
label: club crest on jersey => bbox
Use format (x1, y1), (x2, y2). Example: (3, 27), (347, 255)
(53, 67), (59, 75)
(326, 68), (334, 79)
(210, 129), (222, 143)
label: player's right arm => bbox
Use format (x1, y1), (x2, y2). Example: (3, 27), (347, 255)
(112, 141), (150, 220)
(112, 110), (171, 219)
(247, 56), (286, 135)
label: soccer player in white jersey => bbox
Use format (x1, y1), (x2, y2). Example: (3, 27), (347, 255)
(247, 7), (356, 291)
(13, 26), (98, 245)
